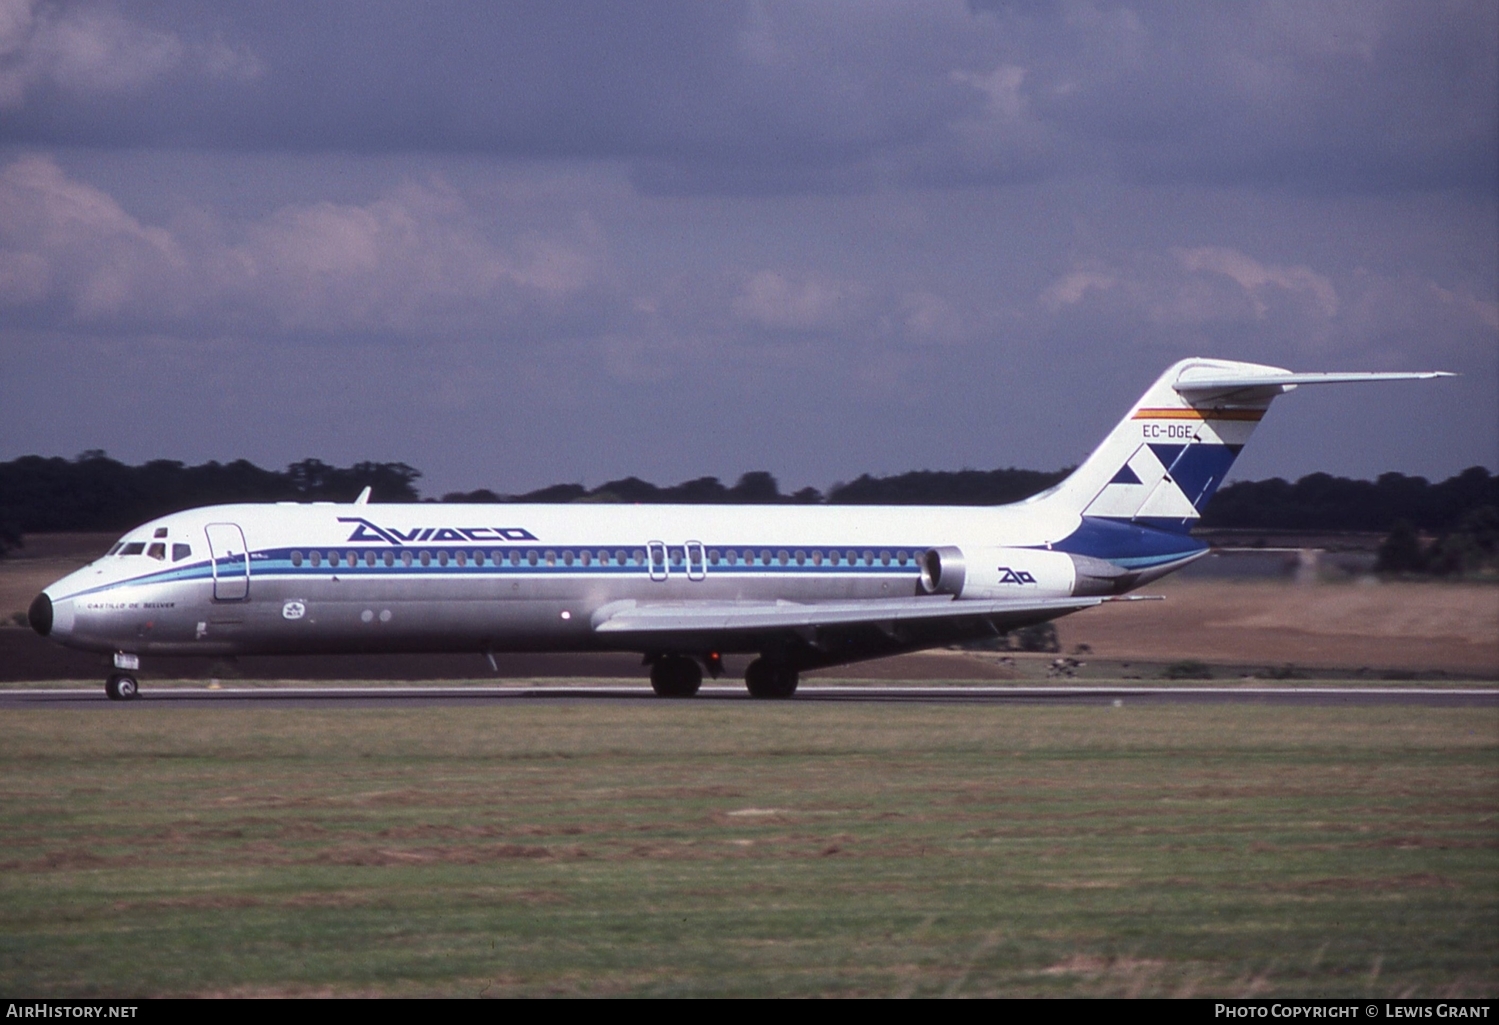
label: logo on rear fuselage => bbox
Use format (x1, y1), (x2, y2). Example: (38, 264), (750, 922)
(338, 517), (538, 545)
(997, 566), (1037, 584)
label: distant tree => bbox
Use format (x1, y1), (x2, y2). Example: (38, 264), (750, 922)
(727, 471), (783, 503)
(441, 489), (504, 503)
(827, 467), (1070, 505)
(1202, 466), (1497, 532)
(0, 516), (20, 559)
(513, 483), (589, 503)
(1375, 519), (1427, 573)
(1424, 506), (1499, 577)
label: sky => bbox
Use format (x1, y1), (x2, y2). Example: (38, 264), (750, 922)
(1, 0), (1494, 498)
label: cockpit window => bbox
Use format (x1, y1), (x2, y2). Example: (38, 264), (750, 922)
(120, 542), (146, 556)
(107, 543), (124, 556)
(153, 528), (168, 539)
(146, 543), (166, 561)
(172, 544), (192, 562)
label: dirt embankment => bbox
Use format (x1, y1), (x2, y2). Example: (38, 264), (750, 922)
(1057, 577), (1498, 675)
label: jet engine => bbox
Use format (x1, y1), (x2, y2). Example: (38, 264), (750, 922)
(920, 546), (1136, 599)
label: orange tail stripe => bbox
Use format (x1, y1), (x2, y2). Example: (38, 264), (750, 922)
(1132, 407), (1265, 422)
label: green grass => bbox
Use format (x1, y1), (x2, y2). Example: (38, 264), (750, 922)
(1, 703), (1495, 997)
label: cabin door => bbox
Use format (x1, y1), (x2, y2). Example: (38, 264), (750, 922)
(648, 541), (668, 582)
(685, 541), (706, 581)
(206, 523), (250, 600)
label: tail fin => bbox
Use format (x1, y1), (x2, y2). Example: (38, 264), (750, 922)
(1033, 358), (1452, 534)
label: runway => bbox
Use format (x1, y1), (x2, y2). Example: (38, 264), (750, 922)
(4, 684), (1496, 707)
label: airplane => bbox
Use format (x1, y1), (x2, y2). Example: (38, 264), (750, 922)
(27, 357), (1451, 701)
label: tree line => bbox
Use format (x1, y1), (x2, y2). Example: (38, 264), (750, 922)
(1, 452), (1494, 570)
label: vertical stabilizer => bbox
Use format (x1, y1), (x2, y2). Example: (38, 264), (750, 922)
(1035, 358), (1284, 534)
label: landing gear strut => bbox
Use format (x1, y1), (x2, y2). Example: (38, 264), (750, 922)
(744, 658), (798, 699)
(105, 673), (139, 701)
(650, 655), (703, 698)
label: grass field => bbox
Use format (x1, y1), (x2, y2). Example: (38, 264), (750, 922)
(2, 702), (1495, 997)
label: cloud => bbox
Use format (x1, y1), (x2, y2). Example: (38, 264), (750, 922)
(1173, 246), (1338, 319)
(1, 2), (1490, 195)
(0, 0), (262, 109)
(1040, 268), (1116, 310)
(0, 153), (605, 338)
(1039, 242), (1495, 362)
(731, 270), (864, 333)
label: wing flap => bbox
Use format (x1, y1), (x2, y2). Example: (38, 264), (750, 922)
(591, 594), (1150, 634)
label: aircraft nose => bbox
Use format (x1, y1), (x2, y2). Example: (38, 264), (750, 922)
(28, 592), (52, 636)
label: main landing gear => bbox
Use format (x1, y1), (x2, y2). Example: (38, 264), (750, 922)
(650, 655), (703, 698)
(648, 654), (800, 699)
(105, 673), (139, 701)
(744, 658), (798, 699)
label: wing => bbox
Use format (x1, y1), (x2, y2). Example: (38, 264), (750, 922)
(591, 593), (1153, 639)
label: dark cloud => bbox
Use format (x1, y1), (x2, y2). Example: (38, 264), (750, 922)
(3, 1), (1488, 195)
(0, 1), (1493, 494)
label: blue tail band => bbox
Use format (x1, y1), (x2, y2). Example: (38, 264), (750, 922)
(1051, 516), (1208, 569)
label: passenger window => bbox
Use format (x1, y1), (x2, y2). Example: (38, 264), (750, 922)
(862, 550), (873, 565)
(760, 550), (771, 565)
(473, 550), (484, 565)
(402, 551), (413, 567)
(365, 551), (376, 567)
(383, 551), (394, 567)
(121, 543), (145, 556)
(328, 551), (339, 566)
(794, 550), (805, 565)
(777, 550), (789, 565)
(880, 550), (891, 566)
(420, 551), (431, 567)
(291, 551), (303, 567)
(669, 548), (683, 566)
(512, 551), (523, 566)
(492, 551), (502, 564)
(528, 551), (539, 566)
(347, 552), (358, 567)
(725, 550), (737, 565)
(545, 550), (556, 566)
(438, 551), (450, 566)
(147, 543), (166, 560)
(310, 551), (322, 567)
(579, 550), (591, 566)
(811, 550), (822, 565)
(827, 550), (839, 565)
(897, 551), (907, 566)
(632, 549), (644, 565)
(173, 543), (192, 562)
(455, 551), (466, 567)
(563, 550), (574, 566)
(708, 549), (719, 565)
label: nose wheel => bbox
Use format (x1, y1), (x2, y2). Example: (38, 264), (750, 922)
(105, 673), (139, 701)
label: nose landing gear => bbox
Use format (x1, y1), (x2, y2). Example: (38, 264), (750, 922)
(105, 673), (139, 701)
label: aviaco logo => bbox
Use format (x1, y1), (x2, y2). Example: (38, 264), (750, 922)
(997, 566), (1037, 584)
(338, 517), (538, 545)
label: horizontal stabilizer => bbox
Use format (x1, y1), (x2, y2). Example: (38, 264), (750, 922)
(592, 594), (1156, 634)
(1175, 369), (1453, 394)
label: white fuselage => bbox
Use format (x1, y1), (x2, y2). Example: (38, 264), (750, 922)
(36, 497), (1197, 664)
